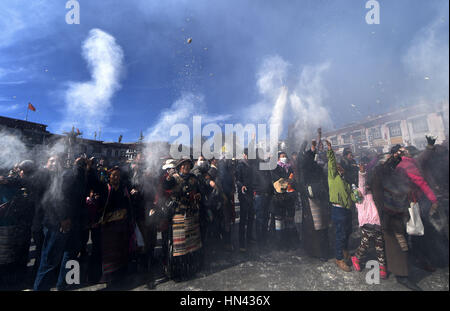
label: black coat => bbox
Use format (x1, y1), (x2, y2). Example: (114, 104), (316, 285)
(340, 157), (359, 186)
(40, 167), (87, 229)
(299, 150), (328, 199)
(250, 160), (273, 195)
(271, 164), (296, 194)
(218, 160), (234, 195)
(235, 159), (253, 194)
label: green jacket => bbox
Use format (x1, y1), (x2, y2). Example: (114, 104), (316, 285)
(327, 149), (356, 209)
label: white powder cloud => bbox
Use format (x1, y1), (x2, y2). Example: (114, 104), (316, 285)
(60, 28), (124, 135)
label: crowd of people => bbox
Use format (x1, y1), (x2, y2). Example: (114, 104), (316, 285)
(0, 130), (448, 291)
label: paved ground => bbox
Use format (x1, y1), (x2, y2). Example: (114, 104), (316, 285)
(73, 227), (449, 292)
(2, 195), (448, 292)
(2, 225), (448, 292)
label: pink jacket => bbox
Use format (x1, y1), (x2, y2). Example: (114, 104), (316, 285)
(396, 156), (437, 204)
(356, 171), (381, 227)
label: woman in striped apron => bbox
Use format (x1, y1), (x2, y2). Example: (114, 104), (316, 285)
(163, 158), (203, 280)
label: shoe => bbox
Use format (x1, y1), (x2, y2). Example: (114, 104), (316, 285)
(336, 259), (352, 272)
(380, 265), (387, 280)
(415, 259), (436, 272)
(351, 256), (361, 272)
(422, 264), (436, 273)
(146, 279), (156, 290)
(396, 276), (422, 291)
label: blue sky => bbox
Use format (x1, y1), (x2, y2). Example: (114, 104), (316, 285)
(0, 0), (448, 143)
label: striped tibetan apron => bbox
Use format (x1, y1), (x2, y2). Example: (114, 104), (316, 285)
(172, 211), (202, 257)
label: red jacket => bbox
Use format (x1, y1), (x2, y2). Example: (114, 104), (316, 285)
(396, 156), (437, 204)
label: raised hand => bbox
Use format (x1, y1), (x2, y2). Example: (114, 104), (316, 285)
(425, 135), (437, 146)
(359, 163), (365, 173)
(430, 202), (439, 216)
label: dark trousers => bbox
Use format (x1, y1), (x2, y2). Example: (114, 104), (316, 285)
(137, 220), (157, 272)
(32, 229), (45, 279)
(272, 193), (296, 248)
(238, 193), (254, 248)
(222, 192), (233, 246)
(56, 227), (81, 290)
(33, 225), (69, 291)
(331, 206), (352, 260)
(88, 227), (102, 283)
(254, 193), (269, 245)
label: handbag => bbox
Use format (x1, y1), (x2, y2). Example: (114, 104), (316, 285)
(273, 178), (289, 194)
(406, 201), (424, 236)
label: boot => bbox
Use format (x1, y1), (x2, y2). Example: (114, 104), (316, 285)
(415, 258), (436, 272)
(336, 259), (352, 272)
(351, 256), (361, 272)
(396, 276), (422, 291)
(146, 258), (157, 290)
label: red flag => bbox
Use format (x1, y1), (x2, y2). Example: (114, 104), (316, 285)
(28, 102), (36, 111)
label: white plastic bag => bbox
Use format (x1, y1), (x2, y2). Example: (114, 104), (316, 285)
(406, 202), (424, 236)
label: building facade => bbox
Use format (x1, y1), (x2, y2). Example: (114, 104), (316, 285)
(0, 115), (139, 166)
(323, 103), (448, 155)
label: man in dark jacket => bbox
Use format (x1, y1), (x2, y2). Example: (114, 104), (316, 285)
(300, 142), (330, 261)
(235, 148), (254, 252)
(340, 147), (358, 186)
(33, 156), (87, 291)
(251, 149), (273, 248)
(218, 158), (235, 251)
(57, 157), (89, 290)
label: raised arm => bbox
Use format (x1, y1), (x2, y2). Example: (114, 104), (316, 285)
(358, 164), (367, 195)
(317, 128), (322, 147)
(326, 140), (337, 179)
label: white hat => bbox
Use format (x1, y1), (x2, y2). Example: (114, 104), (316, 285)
(162, 159), (177, 170)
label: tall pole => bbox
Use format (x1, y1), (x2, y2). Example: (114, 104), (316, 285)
(25, 107), (29, 121)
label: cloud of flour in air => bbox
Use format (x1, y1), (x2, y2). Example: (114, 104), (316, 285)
(245, 55), (332, 153)
(60, 28), (124, 136)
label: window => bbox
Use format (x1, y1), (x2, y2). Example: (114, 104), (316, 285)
(411, 117), (429, 133)
(352, 131), (362, 142)
(331, 137), (338, 145)
(388, 122), (402, 137)
(93, 145), (102, 154)
(369, 127), (382, 140)
(342, 134), (351, 144)
(115, 150), (119, 157)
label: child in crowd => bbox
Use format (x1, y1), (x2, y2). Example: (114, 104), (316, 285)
(351, 161), (387, 279)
